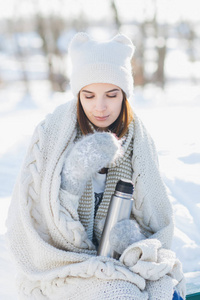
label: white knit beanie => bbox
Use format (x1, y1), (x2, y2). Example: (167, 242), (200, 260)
(68, 32), (135, 98)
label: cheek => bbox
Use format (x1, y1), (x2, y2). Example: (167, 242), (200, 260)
(80, 98), (87, 111)
(113, 99), (123, 116)
(80, 99), (92, 116)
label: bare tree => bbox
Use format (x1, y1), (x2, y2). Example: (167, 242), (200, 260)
(5, 12), (30, 94)
(178, 20), (198, 84)
(133, 21), (147, 86)
(110, 0), (121, 29)
(35, 12), (68, 92)
(151, 0), (167, 88)
(110, 0), (146, 86)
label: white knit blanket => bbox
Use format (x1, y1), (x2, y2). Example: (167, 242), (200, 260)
(6, 99), (185, 299)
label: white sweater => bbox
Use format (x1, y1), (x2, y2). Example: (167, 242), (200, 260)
(6, 98), (185, 299)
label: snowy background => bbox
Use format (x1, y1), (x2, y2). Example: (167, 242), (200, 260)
(0, 0), (200, 298)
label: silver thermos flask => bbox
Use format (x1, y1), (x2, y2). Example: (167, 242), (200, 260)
(97, 179), (134, 259)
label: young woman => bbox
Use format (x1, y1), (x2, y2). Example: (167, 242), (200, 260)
(7, 32), (185, 300)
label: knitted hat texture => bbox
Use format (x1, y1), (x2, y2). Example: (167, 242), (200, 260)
(68, 32), (135, 98)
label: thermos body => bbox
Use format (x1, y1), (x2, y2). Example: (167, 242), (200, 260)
(97, 179), (134, 258)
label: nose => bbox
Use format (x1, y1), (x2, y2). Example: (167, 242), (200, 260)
(95, 97), (106, 112)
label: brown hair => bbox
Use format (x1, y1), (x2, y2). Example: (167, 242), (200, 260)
(77, 91), (134, 138)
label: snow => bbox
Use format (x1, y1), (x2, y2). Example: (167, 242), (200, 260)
(0, 80), (200, 298)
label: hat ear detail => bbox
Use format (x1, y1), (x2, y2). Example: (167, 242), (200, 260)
(69, 32), (90, 52)
(113, 34), (135, 55)
(112, 34), (132, 45)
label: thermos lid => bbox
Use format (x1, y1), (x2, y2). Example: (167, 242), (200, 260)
(116, 179), (134, 195)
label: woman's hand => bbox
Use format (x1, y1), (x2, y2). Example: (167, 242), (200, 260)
(61, 132), (121, 195)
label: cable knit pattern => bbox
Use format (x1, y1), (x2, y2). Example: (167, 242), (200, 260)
(6, 98), (185, 299)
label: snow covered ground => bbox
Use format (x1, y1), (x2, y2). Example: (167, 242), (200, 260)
(0, 80), (200, 298)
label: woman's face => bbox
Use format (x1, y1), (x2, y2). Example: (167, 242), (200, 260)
(79, 83), (123, 130)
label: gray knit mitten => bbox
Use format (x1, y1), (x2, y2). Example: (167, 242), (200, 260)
(109, 219), (145, 254)
(61, 132), (121, 195)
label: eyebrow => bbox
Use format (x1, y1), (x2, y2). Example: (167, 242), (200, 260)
(81, 90), (93, 93)
(81, 88), (120, 93)
(106, 89), (120, 93)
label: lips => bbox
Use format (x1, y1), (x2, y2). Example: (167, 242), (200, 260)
(94, 115), (109, 121)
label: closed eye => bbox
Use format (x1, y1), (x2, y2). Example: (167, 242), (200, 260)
(85, 95), (95, 99)
(107, 94), (117, 98)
